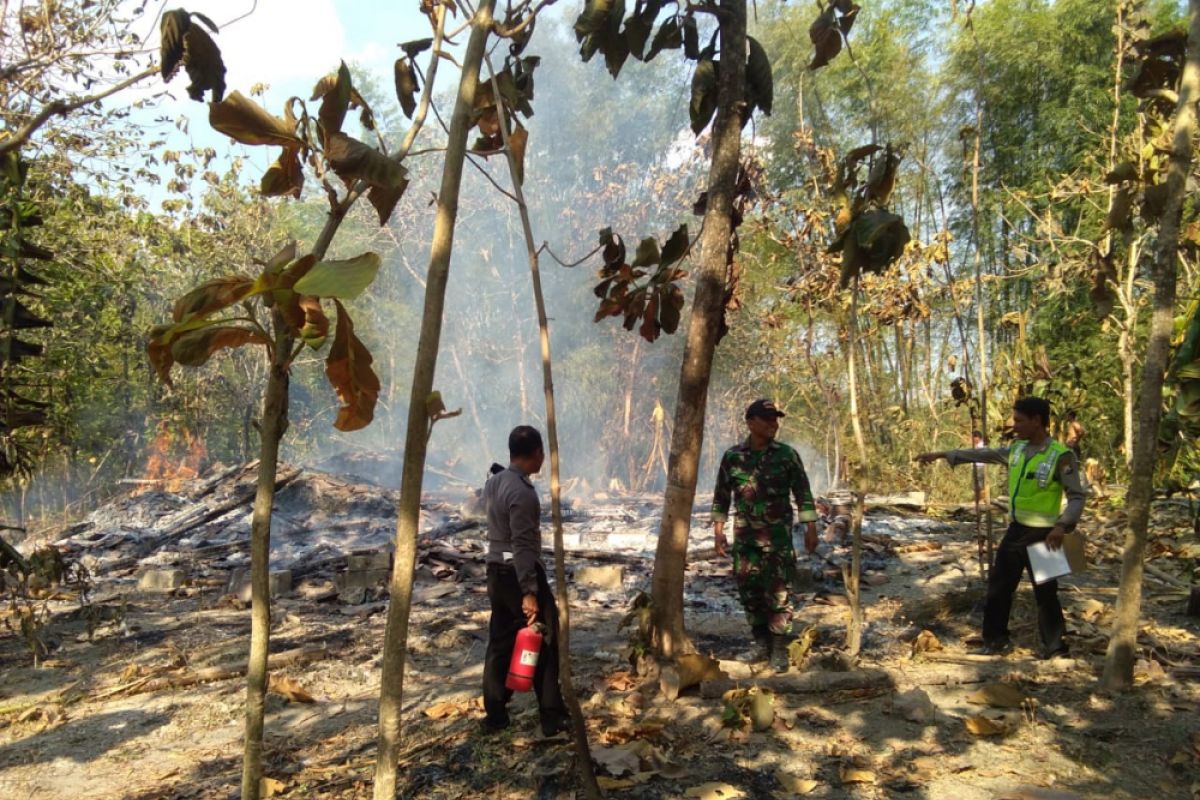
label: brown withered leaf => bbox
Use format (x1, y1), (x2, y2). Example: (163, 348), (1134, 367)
(367, 180), (409, 226)
(170, 326), (269, 368)
(394, 58), (419, 118)
(148, 325), (176, 385)
(172, 277), (257, 322)
(509, 124), (529, 185)
(605, 671), (638, 691)
(808, 5), (842, 70)
(210, 92), (305, 148)
(317, 63), (353, 146)
(297, 296), (329, 348)
(182, 25), (226, 102)
(325, 300), (380, 432)
(268, 674), (315, 703)
(261, 147), (304, 199)
(324, 132), (408, 191)
(160, 9), (190, 81)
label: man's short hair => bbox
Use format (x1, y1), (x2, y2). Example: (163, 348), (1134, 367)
(972, 430), (983, 439)
(1013, 396), (1051, 428)
(508, 425), (544, 459)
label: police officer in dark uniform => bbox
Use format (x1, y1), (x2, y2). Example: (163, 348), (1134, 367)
(916, 397), (1088, 658)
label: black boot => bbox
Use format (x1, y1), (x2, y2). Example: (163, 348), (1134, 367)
(770, 633), (791, 673)
(742, 624), (771, 664)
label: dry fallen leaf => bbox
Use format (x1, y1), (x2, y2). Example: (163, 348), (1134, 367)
(684, 782), (746, 799)
(911, 629), (943, 655)
(839, 764), (877, 785)
(964, 713), (1009, 736)
(775, 768), (819, 795)
(268, 675), (315, 703)
(966, 682), (1024, 708)
(605, 670), (639, 691)
(260, 777), (286, 797)
(423, 699), (472, 719)
(591, 744), (642, 777)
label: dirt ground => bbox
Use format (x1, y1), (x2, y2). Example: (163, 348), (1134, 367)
(1, 509), (1198, 800)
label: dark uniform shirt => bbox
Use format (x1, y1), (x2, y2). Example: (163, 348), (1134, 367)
(484, 465), (542, 595)
(711, 439), (818, 527)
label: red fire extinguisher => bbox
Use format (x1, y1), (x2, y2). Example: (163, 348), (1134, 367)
(506, 623), (545, 692)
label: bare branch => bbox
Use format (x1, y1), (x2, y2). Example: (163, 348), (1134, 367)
(0, 65), (157, 157)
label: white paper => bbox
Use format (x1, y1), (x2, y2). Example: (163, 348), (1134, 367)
(1027, 541), (1072, 584)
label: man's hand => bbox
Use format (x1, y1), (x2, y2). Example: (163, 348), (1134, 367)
(521, 593), (538, 626)
(914, 452), (946, 465)
(1045, 525), (1067, 551)
(714, 521), (729, 558)
(804, 521), (818, 554)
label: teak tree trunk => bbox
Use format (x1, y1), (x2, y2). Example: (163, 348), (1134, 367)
(649, 0), (746, 659)
(239, 314), (291, 800)
(373, 1), (495, 795)
(1102, 0), (1200, 692)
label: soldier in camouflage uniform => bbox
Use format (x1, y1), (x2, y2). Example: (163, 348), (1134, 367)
(712, 399), (818, 670)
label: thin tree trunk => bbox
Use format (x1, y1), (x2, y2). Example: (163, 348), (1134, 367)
(373, 3), (494, 795)
(847, 276), (868, 466)
(240, 313), (291, 800)
(648, 0), (746, 659)
(1102, 0), (1200, 692)
(843, 491), (865, 657)
(485, 53), (601, 798)
(970, 77), (995, 574)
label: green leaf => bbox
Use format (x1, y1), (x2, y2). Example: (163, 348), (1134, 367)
(293, 253), (382, 300)
(689, 59), (719, 135)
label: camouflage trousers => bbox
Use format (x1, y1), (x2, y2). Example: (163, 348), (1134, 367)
(731, 524), (796, 635)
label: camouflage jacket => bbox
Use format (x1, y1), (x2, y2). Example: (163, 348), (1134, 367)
(711, 440), (818, 528)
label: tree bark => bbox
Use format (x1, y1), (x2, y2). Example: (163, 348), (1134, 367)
(1101, 0), (1200, 692)
(372, 2), (494, 795)
(240, 313), (291, 800)
(648, 0), (746, 659)
(969, 73), (995, 573)
(846, 276), (868, 466)
(485, 52), (602, 799)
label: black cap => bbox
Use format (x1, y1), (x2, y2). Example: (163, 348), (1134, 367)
(745, 399), (785, 420)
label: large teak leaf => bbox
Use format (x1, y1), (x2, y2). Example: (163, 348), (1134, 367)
(293, 253), (382, 300)
(325, 301), (380, 432)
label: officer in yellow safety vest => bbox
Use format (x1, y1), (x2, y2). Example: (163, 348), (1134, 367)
(915, 397), (1088, 658)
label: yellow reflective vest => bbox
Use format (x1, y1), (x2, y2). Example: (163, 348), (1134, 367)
(1007, 440), (1070, 527)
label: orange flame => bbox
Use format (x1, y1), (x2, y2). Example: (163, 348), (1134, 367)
(136, 423), (206, 494)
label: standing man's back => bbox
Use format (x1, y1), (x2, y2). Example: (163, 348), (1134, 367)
(480, 426), (570, 737)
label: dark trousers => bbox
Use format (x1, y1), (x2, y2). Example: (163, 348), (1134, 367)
(983, 522), (1066, 653)
(483, 562), (568, 733)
